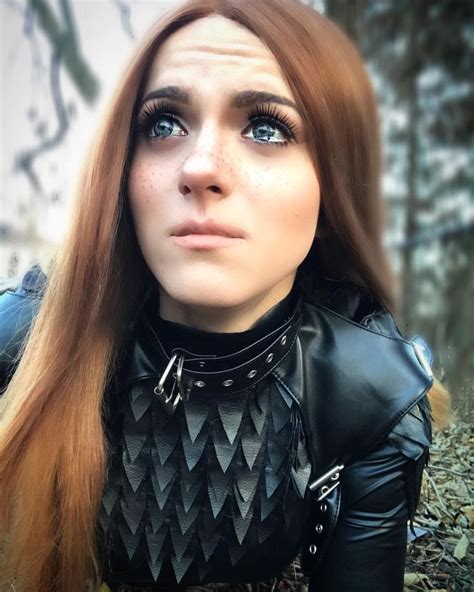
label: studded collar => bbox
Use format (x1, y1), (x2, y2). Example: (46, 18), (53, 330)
(121, 288), (303, 412)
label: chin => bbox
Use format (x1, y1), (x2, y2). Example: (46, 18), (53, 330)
(163, 283), (250, 311)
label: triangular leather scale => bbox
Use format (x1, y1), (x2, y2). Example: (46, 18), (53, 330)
(122, 443), (149, 493)
(248, 396), (267, 435)
(180, 477), (202, 513)
(101, 477), (120, 516)
(171, 549), (194, 584)
(176, 501), (200, 534)
(170, 521), (196, 563)
(199, 506), (224, 560)
(216, 397), (246, 444)
(120, 471), (141, 512)
(129, 384), (152, 422)
(119, 486), (146, 536)
(183, 398), (209, 443)
(145, 522), (168, 564)
(255, 388), (269, 415)
(232, 505), (254, 544)
(236, 465), (260, 503)
(123, 417), (149, 464)
(270, 386), (292, 434)
(291, 464), (311, 499)
(150, 471), (175, 510)
(227, 538), (247, 566)
(257, 518), (275, 544)
(182, 421), (208, 471)
(151, 401), (173, 430)
(207, 466), (231, 517)
(260, 485), (282, 521)
(180, 460), (202, 493)
(198, 522), (220, 562)
(151, 447), (177, 492)
(148, 555), (164, 583)
(147, 497), (167, 534)
(264, 464), (285, 498)
(273, 379), (294, 409)
(240, 421), (264, 471)
(97, 507), (110, 534)
(234, 481), (257, 519)
(198, 556), (213, 582)
(267, 431), (290, 473)
(117, 516), (142, 561)
(152, 414), (179, 465)
(212, 422), (240, 473)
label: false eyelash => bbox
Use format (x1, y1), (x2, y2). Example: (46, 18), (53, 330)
(134, 99), (299, 145)
(246, 103), (299, 144)
(135, 99), (183, 137)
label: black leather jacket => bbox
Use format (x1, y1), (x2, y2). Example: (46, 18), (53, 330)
(0, 268), (432, 591)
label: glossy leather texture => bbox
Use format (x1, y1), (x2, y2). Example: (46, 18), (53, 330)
(0, 274), (433, 591)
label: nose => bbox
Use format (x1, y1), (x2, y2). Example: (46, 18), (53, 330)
(178, 124), (233, 204)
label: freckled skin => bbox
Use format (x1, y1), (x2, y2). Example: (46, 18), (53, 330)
(128, 16), (321, 332)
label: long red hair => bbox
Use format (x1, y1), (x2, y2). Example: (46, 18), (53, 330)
(0, 1), (450, 590)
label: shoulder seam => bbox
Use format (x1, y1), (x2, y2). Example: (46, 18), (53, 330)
(304, 300), (411, 345)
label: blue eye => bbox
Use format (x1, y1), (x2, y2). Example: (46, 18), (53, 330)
(136, 101), (186, 140)
(244, 117), (291, 145)
(243, 103), (298, 146)
(148, 115), (185, 139)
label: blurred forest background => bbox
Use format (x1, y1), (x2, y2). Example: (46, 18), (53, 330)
(0, 0), (473, 421)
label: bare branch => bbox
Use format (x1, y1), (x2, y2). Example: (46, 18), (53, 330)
(28, 0), (99, 102)
(14, 51), (69, 196)
(112, 0), (135, 39)
(388, 220), (474, 250)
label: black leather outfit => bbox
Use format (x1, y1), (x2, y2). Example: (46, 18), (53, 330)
(0, 268), (432, 592)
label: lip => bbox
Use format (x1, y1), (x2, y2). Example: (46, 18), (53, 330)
(170, 234), (244, 249)
(170, 219), (245, 239)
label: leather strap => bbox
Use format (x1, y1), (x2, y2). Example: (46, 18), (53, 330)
(140, 304), (302, 410)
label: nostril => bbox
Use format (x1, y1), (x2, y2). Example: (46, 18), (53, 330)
(209, 185), (221, 193)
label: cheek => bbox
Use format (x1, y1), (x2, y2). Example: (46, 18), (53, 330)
(254, 166), (321, 250)
(128, 159), (167, 217)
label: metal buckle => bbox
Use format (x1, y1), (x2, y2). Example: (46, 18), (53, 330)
(308, 464), (344, 501)
(153, 353), (186, 413)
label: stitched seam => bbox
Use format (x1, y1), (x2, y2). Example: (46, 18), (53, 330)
(307, 300), (411, 345)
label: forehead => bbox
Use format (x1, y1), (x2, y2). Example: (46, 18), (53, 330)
(145, 15), (292, 96)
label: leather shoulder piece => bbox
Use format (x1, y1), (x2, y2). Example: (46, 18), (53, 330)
(273, 296), (434, 474)
(389, 395), (432, 526)
(0, 266), (46, 389)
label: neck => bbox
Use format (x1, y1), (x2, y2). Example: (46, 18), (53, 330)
(157, 282), (295, 333)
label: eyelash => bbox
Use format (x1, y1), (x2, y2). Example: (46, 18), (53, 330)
(135, 100), (299, 147)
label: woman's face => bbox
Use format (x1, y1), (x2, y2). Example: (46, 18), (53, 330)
(128, 15), (321, 331)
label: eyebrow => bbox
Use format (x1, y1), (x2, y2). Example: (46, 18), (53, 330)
(139, 85), (299, 113)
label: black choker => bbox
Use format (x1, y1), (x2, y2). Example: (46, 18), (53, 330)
(140, 303), (302, 413)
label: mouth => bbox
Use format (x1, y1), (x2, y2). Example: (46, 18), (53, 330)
(170, 220), (245, 250)
(170, 220), (245, 239)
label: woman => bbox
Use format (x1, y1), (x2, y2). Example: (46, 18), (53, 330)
(0, 1), (451, 591)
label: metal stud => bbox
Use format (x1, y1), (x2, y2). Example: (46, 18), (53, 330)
(331, 472), (340, 481)
(320, 503), (327, 512)
(198, 361), (206, 368)
(223, 379), (234, 387)
(319, 485), (330, 496)
(315, 524), (323, 534)
(281, 335), (287, 346)
(247, 369), (257, 379)
(194, 380), (206, 388)
(309, 544), (317, 555)
(266, 353), (274, 363)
